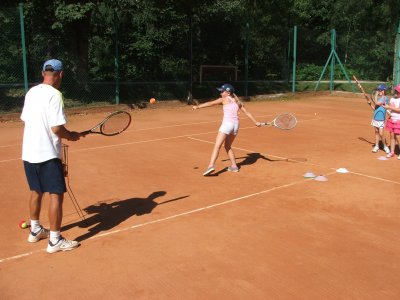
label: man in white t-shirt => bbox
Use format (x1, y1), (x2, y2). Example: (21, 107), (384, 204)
(21, 59), (82, 253)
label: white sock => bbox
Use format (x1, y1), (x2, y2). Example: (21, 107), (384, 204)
(30, 220), (40, 233)
(50, 231), (61, 244)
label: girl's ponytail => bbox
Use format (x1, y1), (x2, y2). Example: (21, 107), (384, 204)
(232, 93), (243, 108)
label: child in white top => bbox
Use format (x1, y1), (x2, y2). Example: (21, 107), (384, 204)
(384, 84), (400, 158)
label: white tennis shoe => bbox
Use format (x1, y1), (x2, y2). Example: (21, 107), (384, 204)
(227, 166), (239, 172)
(202, 166), (215, 176)
(28, 226), (49, 243)
(47, 236), (80, 253)
(372, 145), (379, 153)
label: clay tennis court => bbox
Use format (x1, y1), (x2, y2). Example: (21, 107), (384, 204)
(1, 93), (399, 299)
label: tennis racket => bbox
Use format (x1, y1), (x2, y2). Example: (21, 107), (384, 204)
(371, 89), (379, 104)
(81, 111), (131, 136)
(261, 113), (297, 130)
(353, 75), (376, 109)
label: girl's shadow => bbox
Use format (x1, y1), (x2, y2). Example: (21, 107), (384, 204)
(62, 191), (188, 241)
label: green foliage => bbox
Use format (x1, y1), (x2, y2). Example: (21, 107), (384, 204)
(0, 0), (398, 111)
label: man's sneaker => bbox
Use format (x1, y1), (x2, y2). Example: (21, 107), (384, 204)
(202, 166), (215, 176)
(227, 166), (239, 172)
(387, 152), (395, 158)
(47, 236), (80, 254)
(372, 145), (379, 153)
(398, 154), (400, 160)
(384, 147), (391, 154)
(28, 226), (49, 243)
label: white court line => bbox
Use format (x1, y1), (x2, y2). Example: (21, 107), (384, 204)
(0, 118), (275, 161)
(0, 144), (21, 148)
(0, 114), (315, 155)
(0, 113), (276, 147)
(188, 136), (400, 185)
(0, 174), (323, 264)
(0, 130), (218, 163)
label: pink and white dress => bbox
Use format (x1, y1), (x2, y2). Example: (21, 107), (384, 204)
(219, 96), (240, 135)
(385, 97), (400, 134)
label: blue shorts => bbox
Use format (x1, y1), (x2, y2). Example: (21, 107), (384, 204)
(23, 158), (66, 194)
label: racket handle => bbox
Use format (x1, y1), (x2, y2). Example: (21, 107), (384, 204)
(80, 130), (91, 136)
(261, 122), (271, 126)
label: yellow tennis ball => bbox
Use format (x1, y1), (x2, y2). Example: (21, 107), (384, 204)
(150, 98), (156, 104)
(19, 220), (28, 229)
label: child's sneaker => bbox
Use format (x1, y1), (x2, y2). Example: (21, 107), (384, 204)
(202, 166), (215, 176)
(372, 145), (379, 153)
(46, 236), (80, 254)
(386, 152), (395, 158)
(27, 226), (49, 243)
(227, 166), (239, 172)
(384, 146), (391, 154)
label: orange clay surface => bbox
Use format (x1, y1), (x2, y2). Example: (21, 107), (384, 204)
(0, 93), (399, 299)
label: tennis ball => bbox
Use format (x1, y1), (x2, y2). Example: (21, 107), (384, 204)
(150, 98), (156, 104)
(19, 220), (28, 229)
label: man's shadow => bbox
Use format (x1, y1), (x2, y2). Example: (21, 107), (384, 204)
(62, 191), (188, 242)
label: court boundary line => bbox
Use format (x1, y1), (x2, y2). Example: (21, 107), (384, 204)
(0, 173), (330, 264)
(0, 116), (320, 163)
(188, 136), (400, 185)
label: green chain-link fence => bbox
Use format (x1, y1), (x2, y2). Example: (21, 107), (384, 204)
(0, 3), (398, 113)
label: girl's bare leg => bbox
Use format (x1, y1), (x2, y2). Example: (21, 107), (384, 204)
(224, 134), (237, 167)
(378, 127), (389, 149)
(390, 132), (396, 153)
(375, 127), (380, 146)
(208, 131), (227, 167)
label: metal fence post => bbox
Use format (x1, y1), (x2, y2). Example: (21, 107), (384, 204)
(19, 3), (28, 93)
(292, 26), (297, 93)
(114, 10), (120, 105)
(393, 20), (400, 87)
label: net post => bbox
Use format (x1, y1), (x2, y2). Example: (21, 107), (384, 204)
(315, 29), (354, 92)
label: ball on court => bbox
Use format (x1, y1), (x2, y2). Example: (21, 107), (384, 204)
(150, 98), (156, 104)
(314, 112), (317, 115)
(19, 220), (28, 229)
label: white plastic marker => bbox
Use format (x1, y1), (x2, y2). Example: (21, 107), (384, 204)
(314, 175), (328, 182)
(377, 156), (388, 161)
(336, 168), (349, 174)
(303, 172), (316, 178)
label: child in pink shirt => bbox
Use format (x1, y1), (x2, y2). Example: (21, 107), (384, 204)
(384, 84), (400, 158)
(192, 84), (261, 175)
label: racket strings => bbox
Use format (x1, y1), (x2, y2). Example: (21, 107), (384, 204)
(274, 114), (297, 130)
(101, 112), (131, 135)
